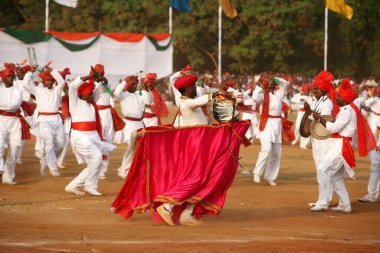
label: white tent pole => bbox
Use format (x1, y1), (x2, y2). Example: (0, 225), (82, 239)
(324, 7), (328, 71)
(45, 0), (50, 32)
(218, 5), (222, 83)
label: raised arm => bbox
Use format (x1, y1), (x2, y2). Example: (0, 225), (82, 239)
(114, 81), (126, 99)
(50, 69), (65, 94)
(22, 71), (36, 95)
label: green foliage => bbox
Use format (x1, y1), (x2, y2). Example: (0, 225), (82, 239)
(1, 0), (379, 79)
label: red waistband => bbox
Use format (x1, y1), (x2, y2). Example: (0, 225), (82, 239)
(331, 133), (352, 141)
(97, 105), (112, 110)
(125, 116), (143, 121)
(72, 121), (97, 131)
(38, 112), (60, 116)
(268, 115), (281, 119)
(0, 109), (20, 117)
(143, 112), (157, 118)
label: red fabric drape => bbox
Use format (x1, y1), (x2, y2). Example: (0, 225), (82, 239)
(47, 30), (100, 40)
(61, 95), (70, 120)
(112, 121), (250, 221)
(259, 90), (269, 131)
(281, 118), (295, 143)
(329, 88), (340, 118)
(331, 133), (355, 168)
(110, 107), (126, 131)
(20, 101), (36, 116)
(91, 102), (103, 141)
(350, 103), (376, 156)
(0, 110), (30, 140)
(151, 87), (169, 119)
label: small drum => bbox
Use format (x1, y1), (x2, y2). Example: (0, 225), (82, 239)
(213, 99), (239, 123)
(310, 115), (333, 140)
(300, 113), (312, 138)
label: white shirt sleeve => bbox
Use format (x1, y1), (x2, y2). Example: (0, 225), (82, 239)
(114, 81), (126, 98)
(22, 71), (36, 95)
(274, 77), (289, 99)
(326, 108), (351, 133)
(252, 86), (264, 104)
(68, 77), (84, 107)
(188, 94), (212, 110)
(0, 86), (22, 110)
(50, 69), (65, 94)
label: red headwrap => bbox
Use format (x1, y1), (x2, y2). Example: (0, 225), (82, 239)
(181, 65), (192, 72)
(124, 75), (138, 89)
(339, 79), (357, 103)
(174, 75), (198, 89)
(39, 69), (53, 81)
(314, 70), (339, 117)
(77, 79), (95, 96)
(18, 65), (32, 74)
(0, 63), (16, 80)
(59, 68), (71, 79)
(145, 72), (157, 86)
(89, 64), (105, 76)
(225, 79), (236, 87)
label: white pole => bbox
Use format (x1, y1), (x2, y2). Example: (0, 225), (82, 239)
(324, 7), (328, 71)
(218, 5), (222, 83)
(169, 6), (173, 34)
(45, 0), (50, 32)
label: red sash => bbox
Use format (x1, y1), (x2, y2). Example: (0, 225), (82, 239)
(38, 112), (60, 116)
(72, 121), (97, 131)
(61, 95), (70, 120)
(331, 133), (355, 168)
(143, 112), (157, 118)
(0, 109), (31, 140)
(20, 101), (37, 116)
(268, 115), (281, 119)
(125, 116), (143, 121)
(97, 105), (112, 110)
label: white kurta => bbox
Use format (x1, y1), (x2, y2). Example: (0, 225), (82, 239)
(253, 78), (289, 182)
(23, 70), (65, 172)
(95, 82), (115, 143)
(317, 105), (357, 209)
(242, 89), (258, 142)
(140, 89), (159, 127)
(66, 78), (116, 191)
(113, 81), (145, 144)
(179, 94), (211, 126)
(0, 82), (23, 183)
(364, 97), (380, 136)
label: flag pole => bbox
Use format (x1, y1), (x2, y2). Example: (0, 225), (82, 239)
(324, 7), (328, 71)
(218, 5), (222, 83)
(169, 6), (173, 34)
(45, 0), (50, 32)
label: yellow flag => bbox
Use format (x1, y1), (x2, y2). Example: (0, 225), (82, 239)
(326, 0), (354, 20)
(220, 0), (238, 19)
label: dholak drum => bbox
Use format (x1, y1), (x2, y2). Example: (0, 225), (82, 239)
(213, 98), (239, 123)
(300, 112), (312, 138)
(310, 115), (333, 140)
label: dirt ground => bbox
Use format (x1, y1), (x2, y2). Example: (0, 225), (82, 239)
(0, 105), (379, 253)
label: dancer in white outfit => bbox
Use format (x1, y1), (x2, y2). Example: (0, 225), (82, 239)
(252, 75), (289, 186)
(65, 73), (116, 196)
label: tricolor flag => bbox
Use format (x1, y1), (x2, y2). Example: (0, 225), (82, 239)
(170, 0), (192, 13)
(326, 0), (353, 20)
(220, 0), (238, 19)
(53, 0), (78, 8)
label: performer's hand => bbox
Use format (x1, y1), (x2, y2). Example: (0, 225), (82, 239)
(31, 65), (38, 73)
(144, 104), (151, 109)
(376, 146), (380, 152)
(304, 102), (312, 114)
(312, 111), (320, 121)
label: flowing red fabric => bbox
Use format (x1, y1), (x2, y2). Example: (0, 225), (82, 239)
(281, 101), (290, 119)
(236, 103), (254, 114)
(350, 103), (376, 157)
(91, 101), (103, 141)
(281, 118), (295, 143)
(20, 101), (36, 116)
(331, 133), (355, 168)
(329, 88), (340, 117)
(111, 121), (250, 222)
(61, 95), (70, 120)
(110, 107), (126, 131)
(259, 89), (269, 131)
(151, 88), (169, 119)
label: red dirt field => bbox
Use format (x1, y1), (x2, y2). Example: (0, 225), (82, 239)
(0, 105), (379, 253)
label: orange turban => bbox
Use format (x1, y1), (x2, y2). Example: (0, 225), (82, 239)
(39, 69), (53, 81)
(314, 71), (334, 91)
(339, 79), (357, 103)
(90, 64), (105, 76)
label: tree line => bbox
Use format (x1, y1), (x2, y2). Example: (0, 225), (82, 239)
(1, 0), (379, 80)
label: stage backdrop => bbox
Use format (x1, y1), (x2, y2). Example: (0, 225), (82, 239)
(0, 29), (173, 87)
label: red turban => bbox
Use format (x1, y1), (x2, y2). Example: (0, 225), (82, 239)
(146, 72), (157, 85)
(0, 63), (16, 80)
(174, 75), (198, 89)
(90, 64), (105, 76)
(181, 65), (192, 72)
(19, 65), (32, 73)
(59, 68), (71, 79)
(314, 71), (333, 91)
(39, 69), (53, 81)
(225, 79), (236, 87)
(124, 75), (138, 89)
(339, 78), (357, 103)
(78, 79), (95, 96)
